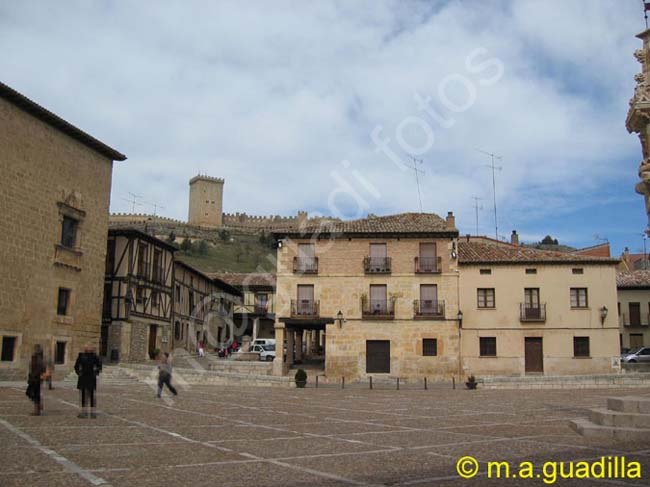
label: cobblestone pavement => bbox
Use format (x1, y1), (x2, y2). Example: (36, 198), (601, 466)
(1, 381), (649, 486)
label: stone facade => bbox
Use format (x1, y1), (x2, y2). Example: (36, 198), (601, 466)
(0, 84), (124, 378)
(616, 271), (650, 351)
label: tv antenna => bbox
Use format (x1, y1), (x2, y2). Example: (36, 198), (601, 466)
(477, 149), (503, 241)
(121, 192), (144, 213)
(592, 234), (609, 244)
(405, 156), (425, 213)
(145, 200), (166, 217)
(642, 1), (650, 28)
(471, 196), (483, 236)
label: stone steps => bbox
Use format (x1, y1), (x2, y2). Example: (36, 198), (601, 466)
(570, 395), (650, 440)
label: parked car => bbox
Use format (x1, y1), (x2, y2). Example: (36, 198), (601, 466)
(252, 338), (275, 348)
(251, 344), (276, 361)
(621, 347), (650, 363)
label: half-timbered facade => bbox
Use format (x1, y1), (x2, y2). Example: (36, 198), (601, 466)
(102, 228), (175, 361)
(172, 261), (241, 352)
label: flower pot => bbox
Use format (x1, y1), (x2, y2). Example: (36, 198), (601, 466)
(295, 380), (307, 388)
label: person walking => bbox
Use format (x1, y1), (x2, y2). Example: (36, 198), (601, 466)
(157, 352), (178, 398)
(46, 352), (54, 390)
(198, 341), (205, 358)
(74, 343), (102, 419)
(26, 345), (45, 416)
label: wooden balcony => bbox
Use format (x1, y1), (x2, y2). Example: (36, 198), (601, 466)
(291, 299), (320, 318)
(415, 256), (442, 273)
(364, 256), (391, 274)
(293, 257), (318, 274)
(520, 303), (546, 322)
(362, 297), (395, 320)
(413, 299), (445, 319)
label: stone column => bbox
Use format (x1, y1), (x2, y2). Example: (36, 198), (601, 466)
(286, 330), (295, 367)
(295, 331), (303, 362)
(252, 317), (260, 342)
(272, 323), (286, 376)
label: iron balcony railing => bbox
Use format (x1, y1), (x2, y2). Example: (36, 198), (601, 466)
(293, 256), (318, 274)
(415, 256), (442, 273)
(619, 313), (650, 327)
(413, 299), (445, 319)
(361, 296), (395, 319)
(364, 256), (391, 274)
(520, 303), (546, 322)
(291, 299), (320, 318)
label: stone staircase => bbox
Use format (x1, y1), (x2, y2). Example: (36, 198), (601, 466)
(64, 365), (145, 386)
(570, 396), (650, 441)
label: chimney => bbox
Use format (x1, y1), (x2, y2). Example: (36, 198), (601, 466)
(511, 230), (519, 245)
(624, 247), (630, 261)
(446, 211), (456, 230)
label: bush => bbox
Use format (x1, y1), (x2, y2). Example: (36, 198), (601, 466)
(180, 237), (192, 252)
(465, 375), (477, 390)
(294, 369), (307, 388)
(219, 229), (231, 241)
(197, 240), (209, 255)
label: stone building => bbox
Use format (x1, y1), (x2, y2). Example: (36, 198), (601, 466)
(188, 175), (224, 228)
(458, 236), (620, 377)
(271, 213), (621, 380)
(272, 212), (461, 380)
(0, 81), (125, 379)
(172, 260), (241, 352)
(617, 270), (650, 351)
(209, 272), (276, 343)
(102, 228), (175, 361)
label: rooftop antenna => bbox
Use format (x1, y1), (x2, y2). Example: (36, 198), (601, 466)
(477, 149), (503, 241)
(405, 156), (425, 213)
(471, 196), (483, 236)
(637, 233), (648, 270)
(122, 192), (144, 213)
(592, 234), (609, 244)
(145, 200), (166, 217)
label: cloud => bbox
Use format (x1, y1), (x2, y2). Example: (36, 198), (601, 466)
(0, 0), (643, 242)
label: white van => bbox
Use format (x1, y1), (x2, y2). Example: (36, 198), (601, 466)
(252, 338), (275, 348)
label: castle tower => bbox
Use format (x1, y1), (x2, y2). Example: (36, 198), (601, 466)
(188, 175), (224, 228)
(627, 28), (650, 231)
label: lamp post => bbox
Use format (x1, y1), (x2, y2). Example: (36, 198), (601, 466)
(600, 306), (608, 325)
(457, 310), (463, 328)
(336, 310), (344, 329)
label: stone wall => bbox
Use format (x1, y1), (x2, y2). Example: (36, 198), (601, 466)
(0, 96), (115, 375)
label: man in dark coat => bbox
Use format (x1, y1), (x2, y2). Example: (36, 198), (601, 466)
(74, 343), (102, 419)
(26, 344), (45, 416)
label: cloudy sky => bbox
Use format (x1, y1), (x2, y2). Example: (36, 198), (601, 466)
(1, 1), (647, 254)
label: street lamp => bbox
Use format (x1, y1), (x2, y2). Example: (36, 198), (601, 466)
(600, 306), (608, 325)
(457, 309), (463, 328)
(336, 310), (344, 329)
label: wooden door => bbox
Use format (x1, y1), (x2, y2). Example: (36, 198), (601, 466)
(630, 303), (641, 326)
(148, 325), (158, 358)
(366, 340), (390, 373)
(525, 337), (543, 373)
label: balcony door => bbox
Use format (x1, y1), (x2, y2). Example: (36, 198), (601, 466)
(524, 288), (540, 319)
(297, 285), (314, 315)
(419, 243), (437, 272)
(370, 285), (387, 314)
(630, 303), (641, 326)
(420, 284), (438, 313)
(369, 243), (387, 270)
(298, 243), (315, 272)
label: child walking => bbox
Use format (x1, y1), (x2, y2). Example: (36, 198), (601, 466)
(157, 352), (178, 398)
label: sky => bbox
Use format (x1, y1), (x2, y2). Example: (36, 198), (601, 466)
(1, 1), (648, 256)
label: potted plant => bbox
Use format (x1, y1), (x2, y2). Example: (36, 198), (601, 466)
(465, 375), (478, 390)
(150, 348), (161, 360)
(294, 369), (307, 388)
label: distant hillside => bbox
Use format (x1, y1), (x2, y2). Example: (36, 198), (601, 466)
(173, 232), (276, 273)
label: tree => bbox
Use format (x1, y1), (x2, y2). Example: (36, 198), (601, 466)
(540, 235), (558, 245)
(198, 240), (209, 255)
(167, 231), (176, 243)
(219, 229), (231, 241)
(180, 237), (192, 252)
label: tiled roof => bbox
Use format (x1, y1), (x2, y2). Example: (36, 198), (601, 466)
(273, 212), (455, 237)
(458, 238), (619, 265)
(617, 270), (650, 288)
(0, 81), (126, 161)
(207, 272), (276, 290)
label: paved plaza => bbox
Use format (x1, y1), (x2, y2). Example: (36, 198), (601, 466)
(1, 381), (649, 486)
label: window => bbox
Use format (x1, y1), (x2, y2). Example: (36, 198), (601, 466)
(297, 244), (317, 272)
(55, 341), (66, 365)
(573, 337), (590, 357)
(255, 293), (269, 312)
(419, 285), (438, 314)
(477, 288), (495, 308)
(106, 239), (116, 274)
(153, 249), (163, 283)
(480, 337), (497, 357)
(423, 339), (438, 356)
(525, 268), (537, 274)
(570, 288), (588, 308)
(57, 288), (70, 316)
(176, 285), (181, 302)
(60, 216), (78, 248)
(136, 288), (144, 305)
(137, 243), (148, 277)
(572, 268), (584, 275)
(418, 243), (438, 272)
(174, 321), (181, 340)
(480, 269), (492, 275)
(296, 285), (315, 315)
(1, 336), (16, 362)
(151, 291), (159, 308)
(189, 291), (194, 312)
(524, 288), (540, 308)
(369, 284), (388, 314)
